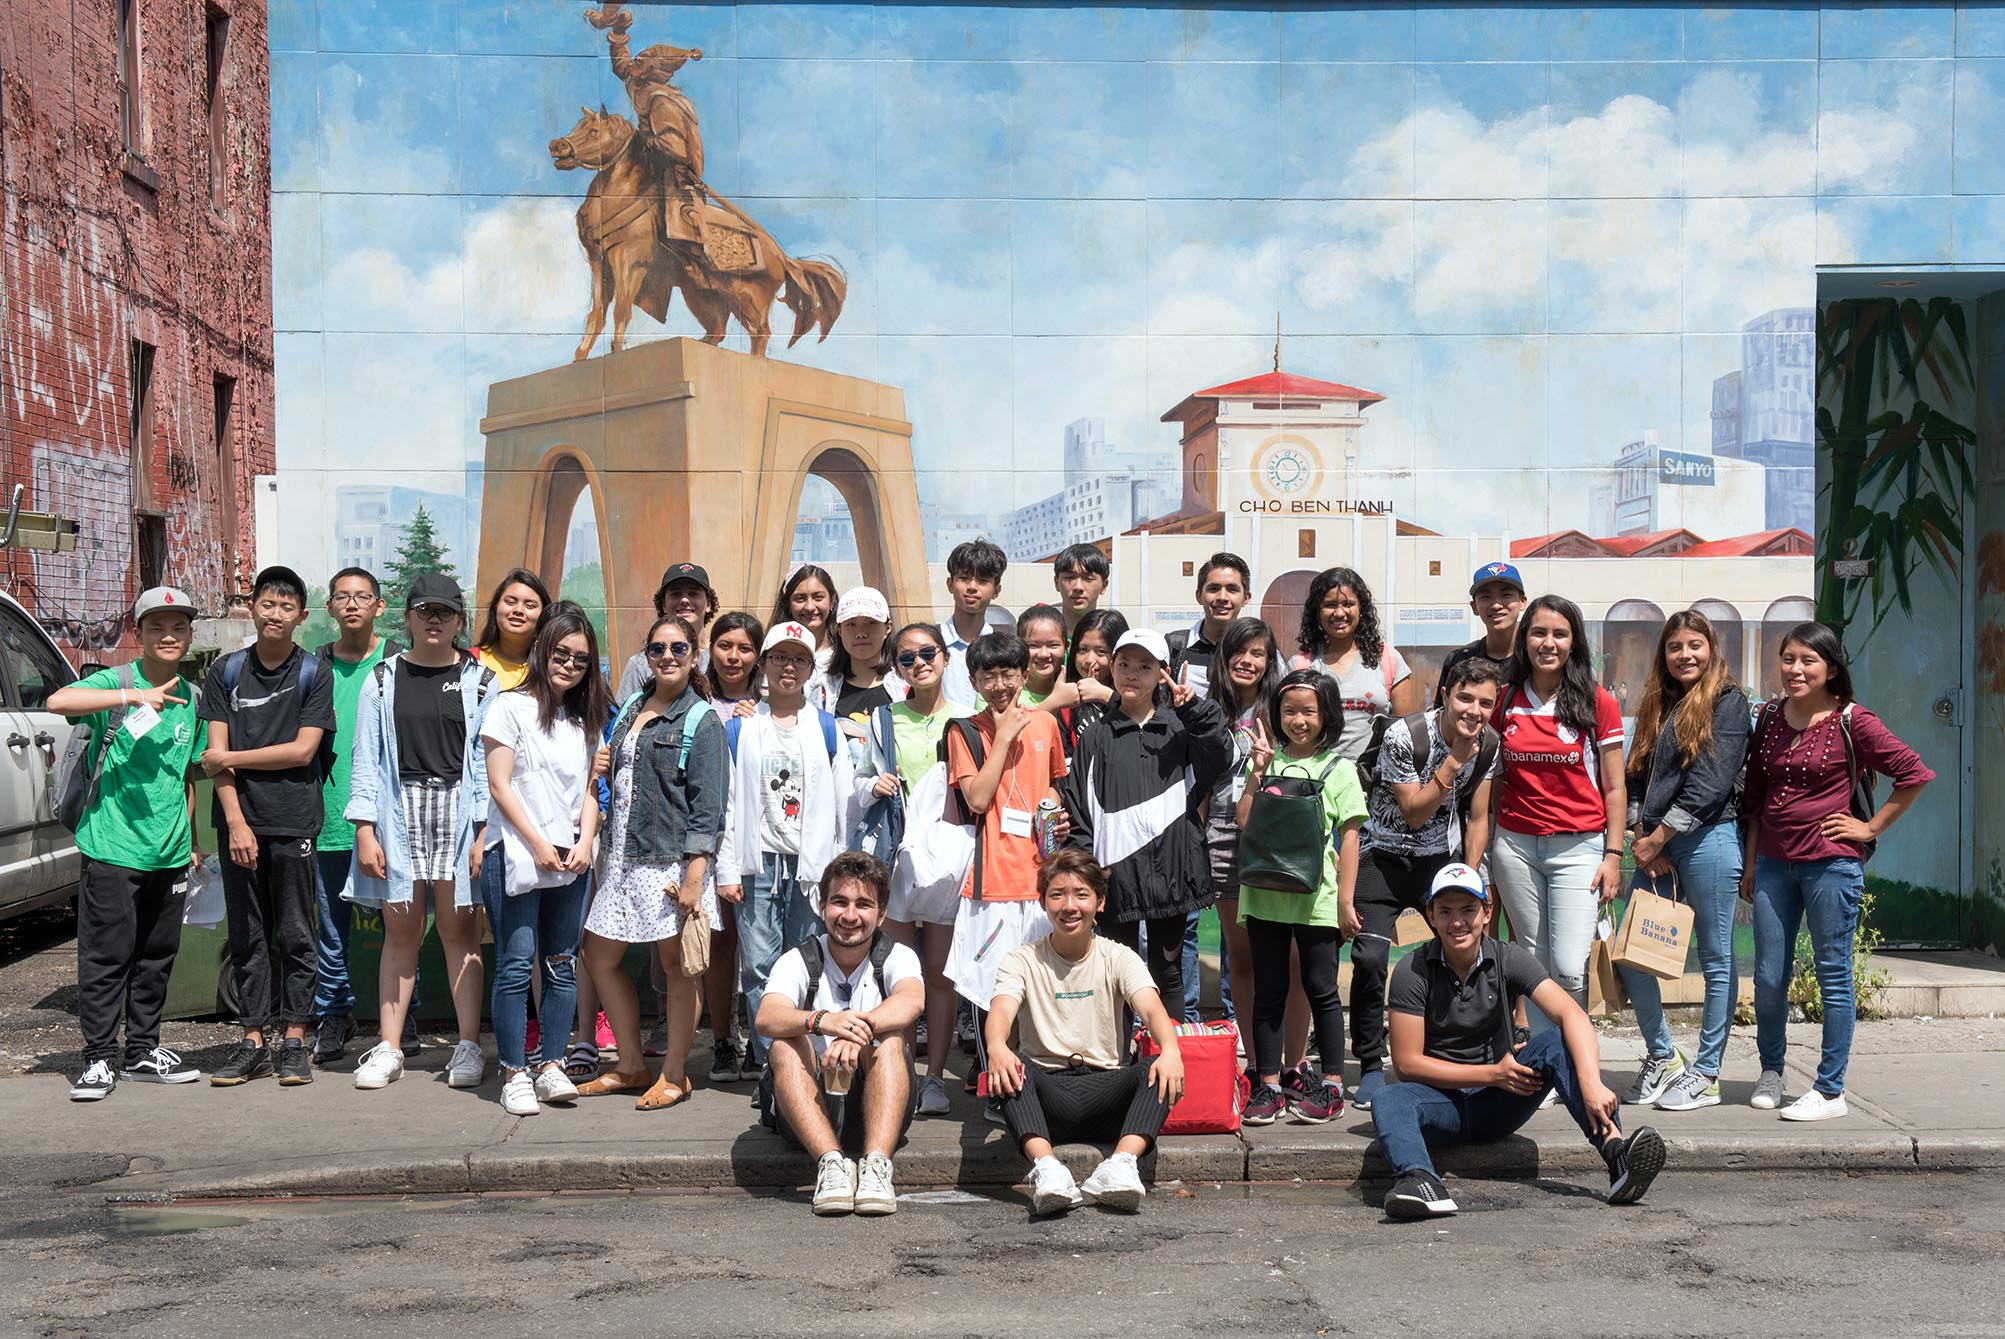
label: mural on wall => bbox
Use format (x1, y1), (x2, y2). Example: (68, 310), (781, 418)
(270, 1), (2005, 929)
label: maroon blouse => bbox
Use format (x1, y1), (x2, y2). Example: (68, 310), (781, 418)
(1742, 703), (1934, 863)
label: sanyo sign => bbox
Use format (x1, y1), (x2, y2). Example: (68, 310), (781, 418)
(1657, 450), (1717, 487)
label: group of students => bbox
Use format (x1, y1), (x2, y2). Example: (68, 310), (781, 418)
(56, 536), (1933, 1220)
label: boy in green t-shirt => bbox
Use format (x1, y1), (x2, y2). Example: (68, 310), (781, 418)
(49, 587), (203, 1100)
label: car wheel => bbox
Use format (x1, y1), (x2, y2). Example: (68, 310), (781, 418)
(216, 955), (240, 1018)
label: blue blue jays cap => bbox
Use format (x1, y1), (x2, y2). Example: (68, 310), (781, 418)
(1428, 862), (1489, 904)
(1470, 561), (1525, 597)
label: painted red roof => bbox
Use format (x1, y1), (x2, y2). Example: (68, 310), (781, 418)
(1680, 528), (1813, 558)
(1598, 528), (1702, 557)
(1190, 370), (1385, 405)
(1512, 528), (1815, 560)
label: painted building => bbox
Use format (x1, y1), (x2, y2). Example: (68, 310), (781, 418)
(1, 0), (272, 655)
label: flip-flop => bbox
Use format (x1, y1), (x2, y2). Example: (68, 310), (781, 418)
(636, 1075), (690, 1111)
(575, 1068), (652, 1097)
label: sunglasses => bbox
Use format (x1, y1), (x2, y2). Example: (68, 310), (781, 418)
(895, 646), (941, 669)
(547, 648), (593, 670)
(411, 604), (458, 622)
(645, 640), (694, 661)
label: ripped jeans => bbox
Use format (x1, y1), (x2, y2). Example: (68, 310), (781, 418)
(482, 847), (591, 1071)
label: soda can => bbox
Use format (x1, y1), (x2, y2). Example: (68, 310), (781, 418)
(1034, 797), (1063, 860)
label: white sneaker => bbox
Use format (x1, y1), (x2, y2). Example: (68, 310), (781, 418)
(1028, 1158), (1083, 1217)
(812, 1152), (856, 1216)
(533, 1065), (580, 1105)
(1750, 1070), (1785, 1110)
(1080, 1153), (1146, 1213)
(917, 1074), (951, 1116)
(1538, 1088), (1559, 1110)
(1620, 1048), (1686, 1106)
(446, 1039), (486, 1088)
(1778, 1090), (1848, 1122)
(501, 1069), (540, 1116)
(353, 1042), (404, 1090)
(853, 1152), (897, 1216)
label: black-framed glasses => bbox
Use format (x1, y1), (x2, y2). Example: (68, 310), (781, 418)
(645, 640), (693, 661)
(328, 592), (379, 608)
(547, 648), (593, 670)
(411, 604), (458, 622)
(895, 646), (941, 669)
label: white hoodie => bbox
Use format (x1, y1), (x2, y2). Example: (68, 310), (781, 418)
(715, 702), (855, 891)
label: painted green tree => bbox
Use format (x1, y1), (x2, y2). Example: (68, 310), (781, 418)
(1815, 297), (1977, 641)
(379, 504), (459, 637)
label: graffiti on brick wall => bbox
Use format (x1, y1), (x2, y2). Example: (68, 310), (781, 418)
(30, 441), (130, 649)
(2, 216), (121, 436)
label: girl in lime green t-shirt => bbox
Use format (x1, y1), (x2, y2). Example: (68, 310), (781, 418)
(1234, 668), (1365, 1124)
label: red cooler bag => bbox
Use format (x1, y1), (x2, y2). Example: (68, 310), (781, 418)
(1136, 1020), (1250, 1135)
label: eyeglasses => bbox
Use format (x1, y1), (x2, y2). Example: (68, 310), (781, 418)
(974, 668), (1023, 686)
(328, 592), (379, 608)
(645, 640), (693, 661)
(895, 646), (941, 669)
(411, 605), (458, 622)
(547, 649), (593, 670)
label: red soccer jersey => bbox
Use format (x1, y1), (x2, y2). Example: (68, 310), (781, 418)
(1493, 683), (1625, 836)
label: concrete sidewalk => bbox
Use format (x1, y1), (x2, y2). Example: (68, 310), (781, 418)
(8, 1018), (1998, 1201)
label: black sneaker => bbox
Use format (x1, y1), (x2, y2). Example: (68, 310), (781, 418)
(709, 1037), (741, 1083)
(313, 1013), (356, 1064)
(70, 1059), (117, 1101)
(1606, 1125), (1666, 1205)
(120, 1046), (201, 1084)
(1384, 1170), (1458, 1219)
(401, 1013), (423, 1055)
(1280, 1063), (1319, 1101)
(277, 1037), (314, 1086)
(210, 1040), (273, 1086)
(1242, 1082), (1287, 1126)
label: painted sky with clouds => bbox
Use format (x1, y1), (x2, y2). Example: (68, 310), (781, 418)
(269, 0), (2005, 576)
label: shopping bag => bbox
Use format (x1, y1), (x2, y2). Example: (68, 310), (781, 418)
(1392, 908), (1434, 946)
(1614, 878), (1696, 981)
(181, 856), (225, 928)
(1585, 913), (1627, 1016)
(678, 907), (711, 977)
(1135, 1020), (1251, 1136)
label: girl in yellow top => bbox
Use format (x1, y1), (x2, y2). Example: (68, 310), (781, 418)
(472, 568), (550, 690)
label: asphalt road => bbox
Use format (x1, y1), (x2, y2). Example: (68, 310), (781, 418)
(4, 1171), (2001, 1338)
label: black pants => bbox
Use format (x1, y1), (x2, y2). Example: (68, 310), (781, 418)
(1245, 916), (1345, 1079)
(221, 836), (318, 1032)
(1101, 913), (1188, 1022)
(76, 858), (187, 1064)
(1000, 1060), (1169, 1151)
(1350, 849), (1451, 1072)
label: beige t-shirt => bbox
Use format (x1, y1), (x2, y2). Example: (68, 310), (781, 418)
(992, 937), (1158, 1072)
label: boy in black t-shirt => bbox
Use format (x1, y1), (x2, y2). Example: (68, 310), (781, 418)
(1372, 863), (1666, 1220)
(1431, 561), (1526, 708)
(197, 566), (338, 1087)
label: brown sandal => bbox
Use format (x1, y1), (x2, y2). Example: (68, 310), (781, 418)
(575, 1067), (652, 1097)
(636, 1075), (690, 1111)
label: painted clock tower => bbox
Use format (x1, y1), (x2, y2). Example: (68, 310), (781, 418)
(1160, 365), (1385, 516)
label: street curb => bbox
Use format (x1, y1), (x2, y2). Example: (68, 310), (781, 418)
(102, 1132), (2005, 1200)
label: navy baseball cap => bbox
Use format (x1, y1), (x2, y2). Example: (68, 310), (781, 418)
(1469, 561), (1525, 596)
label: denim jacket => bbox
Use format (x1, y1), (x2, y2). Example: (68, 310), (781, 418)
(342, 657), (497, 910)
(1627, 686), (1751, 835)
(606, 684), (730, 865)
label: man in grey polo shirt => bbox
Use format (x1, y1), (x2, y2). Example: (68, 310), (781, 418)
(1372, 862), (1667, 1220)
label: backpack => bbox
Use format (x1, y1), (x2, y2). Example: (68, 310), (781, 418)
(1358, 712), (1499, 821)
(1751, 699), (1880, 860)
(1166, 628), (1191, 682)
(850, 702), (904, 863)
(215, 647), (336, 778)
(52, 663), (135, 831)
(1237, 753), (1345, 895)
(610, 690), (716, 775)
(756, 930), (898, 1128)
(946, 716), (995, 899)
(725, 708), (838, 763)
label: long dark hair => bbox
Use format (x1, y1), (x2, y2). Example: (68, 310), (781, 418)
(524, 600), (611, 739)
(704, 611), (764, 701)
(476, 567), (551, 654)
(826, 606), (891, 682)
(640, 613), (706, 703)
(1630, 609), (1737, 777)
(1510, 593), (1600, 741)
(1064, 608), (1128, 684)
(1208, 615), (1282, 719)
(1269, 667), (1344, 754)
(1779, 621), (1855, 703)
(769, 564), (835, 646)
(1296, 566), (1386, 668)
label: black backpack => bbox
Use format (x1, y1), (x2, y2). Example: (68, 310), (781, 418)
(214, 647), (337, 779)
(52, 663), (136, 831)
(756, 931), (897, 1126)
(1359, 711), (1499, 827)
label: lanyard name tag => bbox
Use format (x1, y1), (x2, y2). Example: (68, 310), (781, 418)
(122, 703), (161, 739)
(1000, 806), (1034, 839)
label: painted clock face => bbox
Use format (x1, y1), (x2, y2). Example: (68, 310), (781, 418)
(1251, 435), (1322, 502)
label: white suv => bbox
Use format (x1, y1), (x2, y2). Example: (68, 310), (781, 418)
(0, 588), (80, 919)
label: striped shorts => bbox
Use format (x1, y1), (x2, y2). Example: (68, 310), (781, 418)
(400, 777), (461, 882)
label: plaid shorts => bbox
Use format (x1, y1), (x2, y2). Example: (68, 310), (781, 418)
(400, 777), (461, 882)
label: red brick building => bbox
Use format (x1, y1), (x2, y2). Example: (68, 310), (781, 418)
(1, 0), (271, 660)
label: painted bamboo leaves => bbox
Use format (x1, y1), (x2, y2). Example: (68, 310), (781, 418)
(1816, 297), (1978, 640)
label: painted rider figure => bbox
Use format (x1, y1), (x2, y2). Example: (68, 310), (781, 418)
(588, 5), (708, 246)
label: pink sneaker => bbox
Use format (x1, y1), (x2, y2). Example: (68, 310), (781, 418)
(594, 1012), (616, 1055)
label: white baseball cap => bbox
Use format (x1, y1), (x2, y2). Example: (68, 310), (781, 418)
(134, 586), (197, 624)
(1427, 861), (1489, 904)
(1112, 627), (1171, 665)
(835, 586), (889, 625)
(762, 620), (816, 656)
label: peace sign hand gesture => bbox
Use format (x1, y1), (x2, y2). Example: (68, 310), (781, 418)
(1248, 716), (1275, 778)
(140, 676), (187, 712)
(1161, 667), (1196, 709)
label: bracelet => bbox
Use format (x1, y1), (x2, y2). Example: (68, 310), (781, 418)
(1603, 846), (1624, 857)
(119, 688), (129, 707)
(807, 1010), (825, 1037)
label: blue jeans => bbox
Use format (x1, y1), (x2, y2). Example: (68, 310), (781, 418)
(738, 851), (818, 1066)
(312, 849), (356, 1019)
(1617, 820), (1742, 1075)
(1753, 854), (1864, 1096)
(482, 848), (590, 1071)
(1180, 911), (1202, 1023)
(1370, 1029), (1618, 1179)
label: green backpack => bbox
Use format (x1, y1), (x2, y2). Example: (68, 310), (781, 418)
(1236, 754), (1344, 896)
